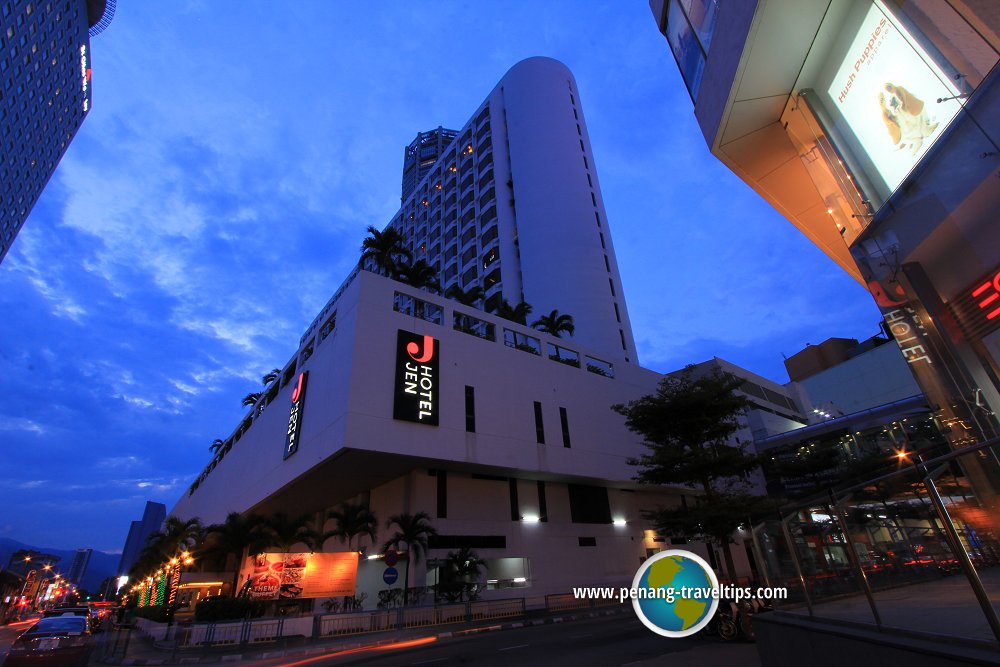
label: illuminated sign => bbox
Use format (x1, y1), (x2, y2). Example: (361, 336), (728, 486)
(283, 371), (308, 459)
(79, 44), (91, 112)
(823, 2), (963, 197)
(884, 307), (932, 366)
(244, 552), (358, 600)
(949, 266), (1000, 340)
(393, 330), (439, 425)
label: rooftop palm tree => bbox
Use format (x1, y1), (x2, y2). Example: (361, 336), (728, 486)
(241, 392), (262, 408)
(360, 225), (411, 278)
(260, 512), (319, 553)
(496, 299), (533, 325)
(445, 284), (484, 308)
(324, 502), (378, 552)
(209, 438), (225, 454)
(382, 511), (438, 605)
(262, 368), (281, 385)
(531, 309), (575, 338)
(396, 259), (440, 293)
(204, 512), (270, 596)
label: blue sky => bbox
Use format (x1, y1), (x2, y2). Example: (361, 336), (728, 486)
(0, 2), (881, 552)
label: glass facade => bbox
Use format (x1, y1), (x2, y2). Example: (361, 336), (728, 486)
(660, 0), (717, 101)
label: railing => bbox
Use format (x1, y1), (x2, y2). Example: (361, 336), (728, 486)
(545, 593), (622, 613)
(316, 597), (526, 638)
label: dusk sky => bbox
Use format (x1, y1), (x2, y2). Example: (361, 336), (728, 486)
(0, 2), (881, 553)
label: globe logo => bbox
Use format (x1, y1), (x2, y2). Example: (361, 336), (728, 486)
(632, 549), (719, 637)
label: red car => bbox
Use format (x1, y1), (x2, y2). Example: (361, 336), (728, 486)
(5, 615), (92, 667)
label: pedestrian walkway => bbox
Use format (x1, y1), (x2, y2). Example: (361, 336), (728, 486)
(94, 605), (633, 665)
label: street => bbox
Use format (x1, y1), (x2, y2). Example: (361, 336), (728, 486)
(249, 614), (762, 667)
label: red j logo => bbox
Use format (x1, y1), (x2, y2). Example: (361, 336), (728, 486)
(406, 335), (435, 363)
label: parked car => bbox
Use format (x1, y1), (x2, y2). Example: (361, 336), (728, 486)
(42, 605), (100, 632)
(5, 615), (93, 667)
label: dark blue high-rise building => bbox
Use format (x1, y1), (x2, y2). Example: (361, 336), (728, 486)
(0, 0), (114, 264)
(116, 500), (165, 578)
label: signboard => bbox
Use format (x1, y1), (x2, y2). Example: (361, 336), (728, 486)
(822, 2), (962, 196)
(950, 265), (1000, 340)
(245, 552), (358, 601)
(393, 330), (439, 425)
(284, 371), (308, 459)
(383, 567), (399, 585)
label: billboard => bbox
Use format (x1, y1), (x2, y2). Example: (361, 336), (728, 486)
(822, 2), (962, 197)
(245, 552), (358, 601)
(284, 371), (308, 459)
(392, 330), (439, 425)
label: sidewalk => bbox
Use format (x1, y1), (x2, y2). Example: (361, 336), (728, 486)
(95, 605), (632, 665)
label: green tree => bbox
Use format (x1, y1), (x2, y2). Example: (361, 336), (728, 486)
(360, 225), (411, 278)
(445, 284), (484, 307)
(241, 392), (262, 408)
(496, 299), (533, 325)
(382, 512), (438, 605)
(262, 368), (281, 385)
(324, 502), (378, 551)
(440, 547), (486, 602)
(396, 259), (440, 292)
(531, 309), (575, 338)
(204, 512), (269, 596)
(260, 512), (319, 553)
(612, 366), (762, 582)
(209, 438), (225, 454)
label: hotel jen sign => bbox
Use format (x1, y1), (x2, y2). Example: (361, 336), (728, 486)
(284, 371), (308, 459)
(393, 330), (439, 426)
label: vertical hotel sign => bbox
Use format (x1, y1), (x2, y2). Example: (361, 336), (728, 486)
(393, 330), (439, 425)
(284, 371), (308, 459)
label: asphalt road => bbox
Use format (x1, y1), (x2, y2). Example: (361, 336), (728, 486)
(250, 614), (762, 667)
(0, 617), (39, 662)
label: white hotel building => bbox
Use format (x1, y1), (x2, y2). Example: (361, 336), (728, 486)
(170, 58), (773, 606)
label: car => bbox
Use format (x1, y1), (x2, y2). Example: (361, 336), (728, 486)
(5, 615), (93, 667)
(42, 605), (99, 631)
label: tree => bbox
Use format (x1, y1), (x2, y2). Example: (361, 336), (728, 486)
(324, 502), (378, 552)
(396, 259), (440, 292)
(440, 547), (486, 602)
(495, 299), (533, 325)
(531, 309), (575, 338)
(612, 366), (762, 583)
(209, 438), (225, 454)
(262, 368), (281, 385)
(204, 513), (270, 596)
(260, 512), (319, 553)
(360, 225), (411, 278)
(241, 392), (262, 408)
(382, 512), (438, 605)
(445, 285), (484, 308)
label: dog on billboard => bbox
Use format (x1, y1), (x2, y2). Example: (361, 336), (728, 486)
(878, 82), (939, 156)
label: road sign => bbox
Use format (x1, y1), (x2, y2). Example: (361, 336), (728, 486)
(383, 567), (399, 585)
(384, 549), (399, 567)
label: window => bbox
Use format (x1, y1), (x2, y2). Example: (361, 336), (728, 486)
(481, 224), (498, 245)
(537, 481), (548, 522)
(604, 255), (610, 272)
(504, 329), (541, 355)
(483, 246), (499, 268)
(578, 537), (597, 547)
(609, 279), (616, 297)
(613, 303), (620, 323)
(393, 292), (443, 325)
(661, 0), (718, 101)
(483, 268), (500, 289)
(300, 338), (315, 364)
(533, 401), (545, 443)
(453, 311), (496, 341)
(585, 356), (615, 378)
(462, 266), (477, 286)
(568, 484), (612, 524)
(437, 469), (447, 518)
(465, 386), (476, 432)
(560, 407), (571, 448)
(547, 343), (580, 368)
(509, 478), (519, 521)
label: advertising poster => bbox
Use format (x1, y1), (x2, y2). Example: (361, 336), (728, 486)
(822, 2), (962, 195)
(246, 552), (359, 600)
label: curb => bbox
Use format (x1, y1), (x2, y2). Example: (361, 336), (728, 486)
(97, 605), (631, 665)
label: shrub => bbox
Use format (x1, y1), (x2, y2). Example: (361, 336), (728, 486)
(133, 605), (170, 623)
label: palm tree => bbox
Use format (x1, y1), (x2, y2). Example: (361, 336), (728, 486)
(531, 309), (575, 338)
(445, 284), (484, 307)
(204, 512), (269, 596)
(324, 502), (378, 552)
(442, 547), (487, 602)
(241, 392), (262, 407)
(360, 225), (411, 278)
(260, 512), (320, 553)
(396, 259), (440, 292)
(382, 511), (438, 605)
(209, 438), (225, 454)
(262, 368), (281, 385)
(496, 299), (533, 325)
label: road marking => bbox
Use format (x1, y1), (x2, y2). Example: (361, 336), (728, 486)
(499, 643), (529, 651)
